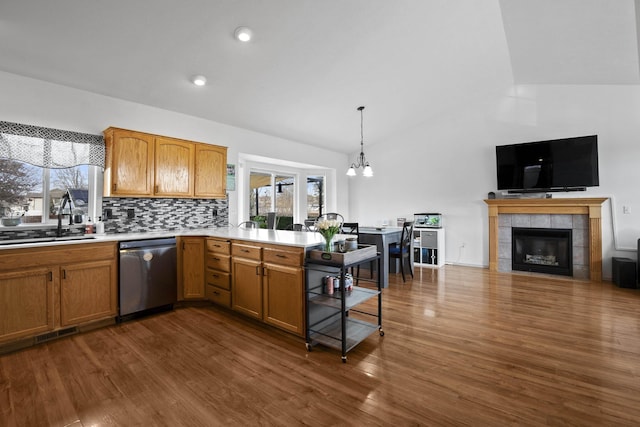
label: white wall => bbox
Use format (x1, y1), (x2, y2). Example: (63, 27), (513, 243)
(0, 71), (351, 224)
(349, 84), (640, 278)
(3, 70), (639, 280)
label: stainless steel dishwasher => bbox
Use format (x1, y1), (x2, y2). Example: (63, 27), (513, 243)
(118, 237), (177, 319)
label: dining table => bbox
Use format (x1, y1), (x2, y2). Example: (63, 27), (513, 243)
(357, 226), (413, 288)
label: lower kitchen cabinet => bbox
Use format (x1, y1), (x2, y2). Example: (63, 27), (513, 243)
(205, 238), (231, 307)
(263, 262), (304, 335)
(60, 260), (117, 326)
(232, 245), (263, 319)
(0, 268), (54, 343)
(231, 241), (306, 336)
(179, 236), (205, 300)
(0, 242), (118, 346)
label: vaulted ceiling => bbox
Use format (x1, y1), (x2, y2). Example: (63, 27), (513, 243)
(0, 0), (639, 153)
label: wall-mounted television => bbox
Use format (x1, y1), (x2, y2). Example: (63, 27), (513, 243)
(496, 135), (599, 193)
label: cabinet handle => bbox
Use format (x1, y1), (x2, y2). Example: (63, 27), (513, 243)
(263, 267), (268, 277)
(212, 274), (219, 278)
(62, 269), (66, 279)
(276, 254), (287, 259)
(242, 249), (250, 253)
(213, 290), (219, 295)
(255, 266), (261, 275)
(48, 271), (53, 281)
(155, 185), (159, 193)
(212, 257), (220, 261)
(113, 183), (117, 191)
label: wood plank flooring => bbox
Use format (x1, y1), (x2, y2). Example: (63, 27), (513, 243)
(1, 265), (639, 426)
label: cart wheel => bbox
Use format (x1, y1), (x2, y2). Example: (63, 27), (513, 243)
(305, 343), (312, 352)
(379, 329), (385, 336)
(341, 356), (347, 363)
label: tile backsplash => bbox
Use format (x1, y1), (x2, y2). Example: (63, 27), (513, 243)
(102, 197), (229, 233)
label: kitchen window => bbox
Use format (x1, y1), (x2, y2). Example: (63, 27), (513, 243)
(0, 121), (104, 225)
(0, 160), (96, 223)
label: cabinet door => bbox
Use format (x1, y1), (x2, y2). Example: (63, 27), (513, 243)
(180, 237), (205, 299)
(155, 137), (195, 197)
(194, 144), (227, 198)
(263, 263), (304, 336)
(60, 260), (117, 326)
(232, 258), (263, 319)
(107, 129), (155, 196)
(0, 268), (54, 343)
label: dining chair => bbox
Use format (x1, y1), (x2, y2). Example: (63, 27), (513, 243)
(286, 223), (309, 231)
(388, 221), (414, 282)
(238, 220), (259, 229)
(266, 212), (277, 230)
(325, 212), (345, 222)
(304, 219), (317, 232)
(341, 222), (359, 235)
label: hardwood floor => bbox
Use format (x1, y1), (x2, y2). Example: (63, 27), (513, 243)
(1, 265), (639, 426)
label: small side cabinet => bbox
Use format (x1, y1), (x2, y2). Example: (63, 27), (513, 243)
(413, 228), (445, 268)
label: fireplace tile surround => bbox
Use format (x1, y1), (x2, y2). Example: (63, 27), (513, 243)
(497, 213), (589, 279)
(485, 198), (607, 281)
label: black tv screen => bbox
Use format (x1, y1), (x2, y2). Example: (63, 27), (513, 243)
(496, 135), (599, 192)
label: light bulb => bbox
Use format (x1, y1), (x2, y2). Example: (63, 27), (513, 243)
(346, 166), (356, 176)
(234, 27), (253, 42)
(363, 164), (373, 177)
(191, 75), (207, 86)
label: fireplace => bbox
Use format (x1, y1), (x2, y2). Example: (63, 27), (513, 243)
(512, 228), (572, 276)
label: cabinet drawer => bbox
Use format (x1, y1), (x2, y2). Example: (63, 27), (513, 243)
(420, 231), (438, 248)
(206, 254), (231, 272)
(232, 243), (261, 260)
(206, 239), (230, 255)
(263, 247), (303, 267)
(206, 269), (230, 290)
(205, 285), (231, 307)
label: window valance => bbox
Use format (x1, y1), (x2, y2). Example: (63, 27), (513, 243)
(0, 121), (105, 169)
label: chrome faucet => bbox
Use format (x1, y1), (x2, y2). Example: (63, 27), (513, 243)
(56, 190), (73, 237)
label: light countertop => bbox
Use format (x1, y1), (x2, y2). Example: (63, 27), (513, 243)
(0, 227), (328, 250)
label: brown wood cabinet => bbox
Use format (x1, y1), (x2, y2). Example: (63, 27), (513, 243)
(104, 128), (155, 196)
(195, 144), (227, 198)
(232, 243), (263, 319)
(178, 236), (205, 300)
(0, 242), (118, 345)
(103, 127), (227, 199)
(205, 238), (231, 307)
(262, 247), (305, 335)
(0, 268), (54, 343)
(60, 259), (117, 326)
(155, 137), (194, 197)
(231, 241), (305, 336)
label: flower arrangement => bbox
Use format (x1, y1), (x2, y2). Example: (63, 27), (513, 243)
(316, 218), (342, 252)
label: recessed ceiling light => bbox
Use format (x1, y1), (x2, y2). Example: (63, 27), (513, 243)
(191, 75), (207, 86)
(234, 26), (253, 42)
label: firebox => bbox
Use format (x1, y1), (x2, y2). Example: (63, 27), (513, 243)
(512, 228), (573, 276)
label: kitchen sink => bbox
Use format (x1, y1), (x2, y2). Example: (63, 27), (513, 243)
(0, 235), (97, 246)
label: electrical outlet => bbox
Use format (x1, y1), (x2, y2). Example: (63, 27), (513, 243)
(127, 208), (135, 219)
(212, 208), (218, 217)
(103, 208), (113, 220)
(623, 206), (631, 214)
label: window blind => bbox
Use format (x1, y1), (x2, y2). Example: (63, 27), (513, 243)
(0, 121), (104, 169)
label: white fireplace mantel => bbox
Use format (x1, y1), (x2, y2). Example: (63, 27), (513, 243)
(484, 198), (608, 281)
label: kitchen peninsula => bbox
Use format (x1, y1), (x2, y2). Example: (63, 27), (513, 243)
(0, 227), (381, 353)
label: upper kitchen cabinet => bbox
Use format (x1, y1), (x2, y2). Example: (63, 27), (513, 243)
(194, 144), (227, 198)
(155, 137), (194, 197)
(103, 127), (227, 199)
(104, 128), (155, 196)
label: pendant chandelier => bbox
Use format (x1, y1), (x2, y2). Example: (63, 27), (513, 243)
(346, 106), (373, 177)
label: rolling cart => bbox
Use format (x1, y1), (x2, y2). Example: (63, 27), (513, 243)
(304, 246), (383, 362)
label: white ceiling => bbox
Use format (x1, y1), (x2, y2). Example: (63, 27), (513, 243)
(1, 0), (639, 153)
